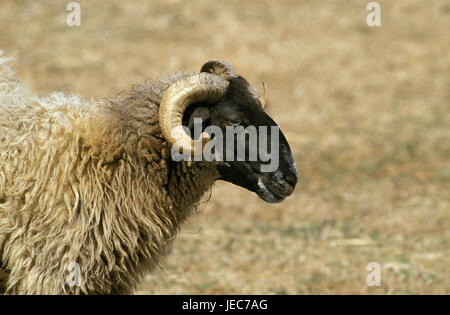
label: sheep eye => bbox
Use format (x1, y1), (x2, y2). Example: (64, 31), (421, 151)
(228, 119), (241, 126)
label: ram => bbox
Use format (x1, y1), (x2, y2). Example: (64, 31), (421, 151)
(0, 55), (298, 294)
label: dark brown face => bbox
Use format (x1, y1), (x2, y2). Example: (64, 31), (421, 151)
(209, 76), (298, 203)
(177, 60), (298, 203)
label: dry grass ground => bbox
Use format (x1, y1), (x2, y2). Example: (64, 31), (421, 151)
(0, 0), (448, 294)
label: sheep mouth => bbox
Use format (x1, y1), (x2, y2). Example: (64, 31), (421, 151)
(255, 176), (294, 203)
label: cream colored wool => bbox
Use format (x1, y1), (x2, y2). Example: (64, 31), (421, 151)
(0, 54), (219, 294)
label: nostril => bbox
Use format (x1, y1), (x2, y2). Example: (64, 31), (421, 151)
(284, 173), (298, 186)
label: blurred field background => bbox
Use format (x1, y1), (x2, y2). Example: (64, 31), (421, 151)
(0, 0), (448, 294)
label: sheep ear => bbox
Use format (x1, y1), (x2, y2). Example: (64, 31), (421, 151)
(260, 81), (268, 109)
(188, 107), (210, 130)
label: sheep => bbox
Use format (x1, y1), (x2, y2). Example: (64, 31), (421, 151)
(0, 54), (298, 294)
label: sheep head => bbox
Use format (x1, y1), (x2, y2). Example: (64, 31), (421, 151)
(159, 60), (298, 203)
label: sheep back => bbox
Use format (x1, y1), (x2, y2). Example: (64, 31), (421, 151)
(0, 56), (218, 294)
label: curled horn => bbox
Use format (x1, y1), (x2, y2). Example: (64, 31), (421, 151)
(159, 72), (229, 157)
